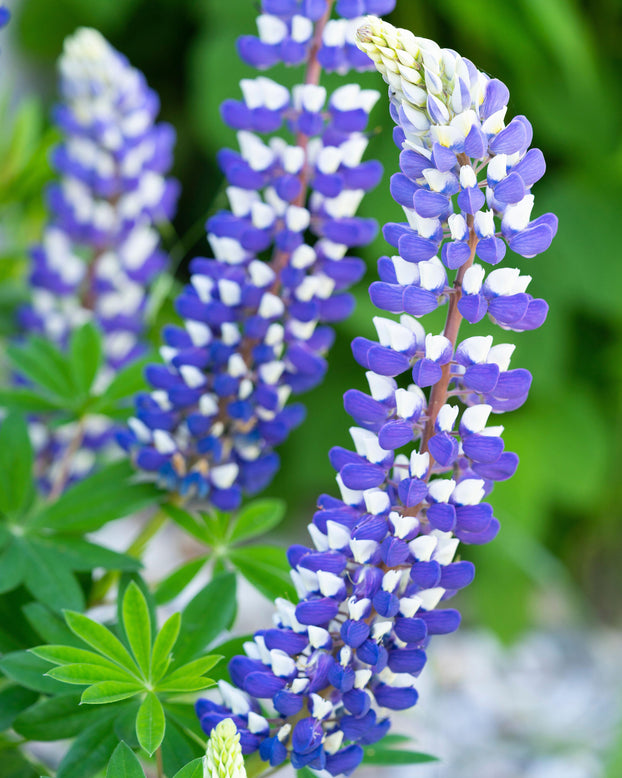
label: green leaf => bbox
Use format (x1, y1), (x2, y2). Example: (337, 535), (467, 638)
(206, 635), (252, 683)
(174, 573), (237, 666)
(151, 612), (181, 683)
(106, 741), (146, 778)
(161, 718), (203, 777)
(229, 545), (297, 602)
(136, 692), (165, 756)
(171, 759), (205, 778)
(162, 503), (211, 545)
(20, 538), (85, 612)
(63, 610), (141, 676)
(94, 357), (150, 405)
(0, 685), (39, 729)
(31, 460), (160, 532)
(122, 581), (152, 675)
(297, 769), (315, 778)
(117, 573), (157, 655)
(114, 699), (141, 749)
(6, 337), (75, 401)
(56, 710), (119, 778)
(47, 662), (134, 685)
(81, 681), (144, 704)
(69, 321), (103, 395)
(14, 693), (106, 740)
(0, 412), (34, 518)
(0, 536), (27, 593)
(0, 743), (40, 778)
(52, 536), (142, 572)
(31, 643), (130, 668)
(157, 655), (220, 693)
(228, 498), (286, 544)
(362, 746), (438, 765)
(0, 650), (70, 694)
(22, 602), (83, 647)
(0, 387), (65, 413)
(154, 556), (207, 605)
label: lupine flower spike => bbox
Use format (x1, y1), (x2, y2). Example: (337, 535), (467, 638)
(120, 1), (397, 509)
(19, 28), (177, 490)
(205, 719), (247, 778)
(196, 15), (556, 776)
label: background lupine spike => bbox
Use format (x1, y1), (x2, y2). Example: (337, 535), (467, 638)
(205, 718), (247, 778)
(120, 1), (396, 509)
(195, 14), (555, 777)
(18, 27), (178, 492)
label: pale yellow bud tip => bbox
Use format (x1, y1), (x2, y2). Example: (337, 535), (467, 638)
(356, 23), (373, 43)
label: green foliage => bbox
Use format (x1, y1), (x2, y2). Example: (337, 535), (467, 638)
(160, 498), (296, 602)
(24, 582), (218, 768)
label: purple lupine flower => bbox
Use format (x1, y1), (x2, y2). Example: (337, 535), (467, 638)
(0, 5), (10, 29)
(18, 28), (177, 489)
(120, 2), (396, 509)
(195, 16), (556, 774)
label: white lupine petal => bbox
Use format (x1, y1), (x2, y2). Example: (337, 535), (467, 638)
(436, 403), (459, 431)
(382, 569), (403, 592)
(488, 343), (515, 371)
(336, 473), (363, 506)
(410, 450), (430, 478)
(425, 333), (450, 361)
(448, 212), (469, 241)
(348, 597), (370, 620)
(210, 463), (239, 490)
(350, 538), (378, 564)
(462, 404), (493, 432)
(323, 731), (344, 755)
(186, 320), (212, 347)
(487, 153), (508, 182)
(258, 292), (285, 319)
(392, 255), (419, 285)
(228, 354), (247, 378)
(310, 693), (334, 719)
(363, 488), (390, 515)
(237, 131), (274, 171)
(307, 523), (329, 552)
(418, 587), (445, 610)
(390, 512), (419, 540)
(326, 520), (351, 550)
(308, 626), (330, 648)
(485, 267), (521, 295)
(317, 571), (344, 597)
(153, 430), (176, 455)
(459, 164), (477, 189)
(293, 84), (326, 112)
(257, 14), (287, 44)
(129, 417), (152, 443)
(290, 244), (316, 269)
(218, 680), (251, 715)
(431, 532), (460, 565)
(259, 360), (284, 384)
(502, 193), (534, 232)
(395, 387), (420, 419)
(460, 335), (493, 363)
(419, 259), (446, 290)
(399, 595), (423, 617)
(286, 205), (310, 232)
(452, 478), (485, 505)
(218, 279), (241, 306)
(291, 15), (313, 42)
(179, 365), (206, 388)
(366, 371), (397, 401)
(247, 712), (269, 734)
(427, 477), (456, 503)
(474, 210), (495, 238)
(462, 264), (486, 295)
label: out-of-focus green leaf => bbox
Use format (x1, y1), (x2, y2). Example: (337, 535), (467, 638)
(69, 321), (104, 396)
(0, 388), (65, 413)
(22, 602), (83, 647)
(228, 498), (286, 544)
(21, 538), (85, 611)
(0, 685), (39, 730)
(163, 503), (212, 545)
(174, 573), (237, 666)
(229, 545), (297, 602)
(0, 413), (34, 519)
(6, 336), (76, 400)
(13, 693), (105, 741)
(362, 744), (438, 765)
(206, 635), (252, 683)
(106, 741), (146, 778)
(151, 612), (181, 683)
(56, 710), (119, 778)
(0, 650), (70, 694)
(30, 460), (161, 532)
(0, 537), (28, 593)
(154, 557), (206, 605)
(171, 759), (205, 778)
(161, 718), (203, 777)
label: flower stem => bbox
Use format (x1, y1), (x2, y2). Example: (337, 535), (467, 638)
(87, 506), (169, 606)
(156, 746), (165, 778)
(47, 418), (86, 501)
(420, 210), (479, 465)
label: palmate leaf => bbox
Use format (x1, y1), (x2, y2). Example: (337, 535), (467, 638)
(20, 538), (85, 611)
(154, 556), (207, 605)
(81, 681), (145, 704)
(56, 709), (120, 778)
(46, 662), (135, 686)
(0, 685), (39, 730)
(171, 760), (205, 778)
(0, 536), (28, 593)
(63, 610), (141, 676)
(6, 336), (77, 402)
(161, 718), (203, 777)
(0, 650), (71, 694)
(362, 743), (438, 765)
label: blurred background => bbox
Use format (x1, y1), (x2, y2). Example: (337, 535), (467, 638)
(1, 0), (621, 776)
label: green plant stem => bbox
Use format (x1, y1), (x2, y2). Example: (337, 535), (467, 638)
(88, 506), (169, 606)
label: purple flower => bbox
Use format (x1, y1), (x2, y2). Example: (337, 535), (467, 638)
(121, 6), (392, 507)
(195, 15), (555, 775)
(18, 28), (177, 490)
